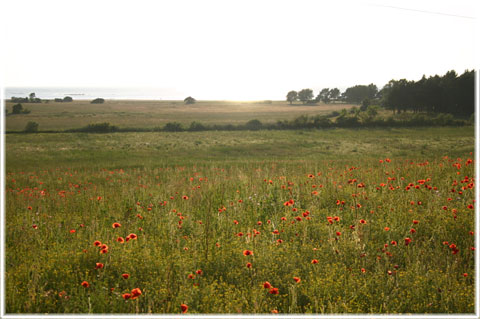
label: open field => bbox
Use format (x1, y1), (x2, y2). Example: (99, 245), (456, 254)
(4, 100), (355, 131)
(4, 127), (475, 314)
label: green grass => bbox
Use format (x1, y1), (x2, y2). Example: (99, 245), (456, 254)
(5, 127), (475, 314)
(4, 100), (354, 131)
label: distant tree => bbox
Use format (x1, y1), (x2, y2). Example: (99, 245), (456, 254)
(91, 98), (105, 104)
(12, 103), (23, 114)
(24, 121), (39, 133)
(344, 84), (378, 103)
(63, 96), (73, 102)
(184, 96), (196, 104)
(54, 98), (64, 102)
(29, 93), (36, 101)
(329, 88), (340, 102)
(317, 88), (330, 103)
(164, 122), (184, 132)
(286, 91), (298, 104)
(298, 89), (313, 104)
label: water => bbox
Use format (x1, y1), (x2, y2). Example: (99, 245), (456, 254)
(4, 87), (185, 100)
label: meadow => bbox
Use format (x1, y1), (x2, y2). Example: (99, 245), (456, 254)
(4, 125), (475, 314)
(4, 100), (355, 131)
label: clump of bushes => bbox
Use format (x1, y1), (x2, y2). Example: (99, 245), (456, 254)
(11, 104), (31, 115)
(91, 98), (105, 104)
(24, 122), (39, 133)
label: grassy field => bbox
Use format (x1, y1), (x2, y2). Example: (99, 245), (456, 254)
(4, 100), (355, 131)
(4, 126), (475, 314)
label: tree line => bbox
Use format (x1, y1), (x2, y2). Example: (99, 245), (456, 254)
(287, 69), (475, 116)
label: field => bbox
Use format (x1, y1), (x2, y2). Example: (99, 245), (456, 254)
(4, 100), (355, 131)
(4, 125), (475, 314)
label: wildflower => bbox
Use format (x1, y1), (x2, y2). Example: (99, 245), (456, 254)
(336, 231), (341, 236)
(81, 281), (89, 288)
(95, 263), (104, 269)
(100, 248), (108, 254)
(293, 277), (301, 283)
(69, 229), (76, 233)
(361, 268), (366, 273)
(263, 281), (272, 289)
(94, 240), (102, 247)
(413, 220), (419, 224)
(188, 274), (195, 279)
(131, 288), (142, 299)
(384, 227), (390, 231)
(196, 269), (202, 275)
(243, 250), (253, 256)
(182, 196), (189, 200)
(233, 220), (239, 225)
(122, 274), (130, 279)
(311, 259), (319, 264)
(359, 219), (367, 224)
(127, 233), (137, 240)
(117, 237), (125, 243)
(237, 232), (244, 237)
(463, 273), (468, 277)
(246, 262), (252, 268)
(122, 293), (131, 300)
(404, 237), (412, 246)
(32, 224), (38, 229)
(181, 304), (188, 313)
(269, 287), (279, 295)
(112, 222), (121, 228)
(410, 228), (416, 234)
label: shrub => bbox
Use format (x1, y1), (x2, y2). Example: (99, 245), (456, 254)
(24, 121), (39, 133)
(63, 96), (73, 102)
(74, 122), (118, 133)
(164, 122), (184, 132)
(189, 121), (207, 131)
(12, 104), (23, 114)
(245, 119), (263, 130)
(184, 97), (196, 105)
(91, 98), (105, 104)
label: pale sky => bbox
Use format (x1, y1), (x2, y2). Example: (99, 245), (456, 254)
(1, 0), (478, 100)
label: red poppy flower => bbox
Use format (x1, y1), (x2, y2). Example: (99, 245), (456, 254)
(181, 304), (188, 313)
(257, 221), (262, 226)
(311, 259), (319, 264)
(410, 228), (416, 234)
(117, 237), (125, 243)
(384, 227), (390, 231)
(404, 237), (412, 246)
(182, 195), (189, 200)
(336, 232), (341, 236)
(281, 217), (287, 221)
(187, 274), (195, 279)
(263, 281), (272, 289)
(122, 293), (131, 300)
(233, 220), (239, 224)
(122, 273), (130, 279)
(94, 240), (102, 247)
(100, 248), (108, 254)
(412, 220), (419, 224)
(112, 222), (121, 228)
(243, 250), (253, 256)
(95, 263), (104, 269)
(196, 269), (202, 275)
(269, 287), (279, 295)
(359, 219), (366, 224)
(237, 232), (244, 237)
(463, 273), (468, 277)
(69, 229), (76, 233)
(127, 233), (137, 240)
(246, 262), (252, 268)
(32, 224), (38, 229)
(131, 288), (142, 299)
(361, 268), (366, 273)
(81, 281), (89, 288)
(293, 277), (301, 283)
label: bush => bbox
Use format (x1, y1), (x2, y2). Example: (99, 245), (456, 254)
(24, 121), (39, 133)
(188, 121), (207, 131)
(72, 122), (118, 133)
(54, 98), (63, 102)
(184, 97), (196, 105)
(63, 96), (73, 102)
(91, 98), (105, 104)
(164, 122), (184, 132)
(12, 103), (23, 114)
(245, 119), (263, 130)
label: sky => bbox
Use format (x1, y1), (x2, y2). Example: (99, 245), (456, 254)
(1, 0), (478, 100)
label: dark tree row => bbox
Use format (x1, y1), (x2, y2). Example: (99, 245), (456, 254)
(287, 84), (378, 105)
(380, 70), (475, 116)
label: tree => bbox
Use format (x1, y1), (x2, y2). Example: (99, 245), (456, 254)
(329, 88), (340, 102)
(286, 91), (298, 105)
(317, 88), (330, 103)
(24, 121), (39, 133)
(184, 96), (196, 104)
(63, 96), (73, 102)
(298, 89), (313, 104)
(29, 93), (36, 101)
(360, 98), (371, 111)
(12, 103), (23, 114)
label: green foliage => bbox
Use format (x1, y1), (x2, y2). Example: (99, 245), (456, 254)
(164, 122), (184, 132)
(71, 122), (118, 133)
(245, 119), (263, 130)
(24, 121), (39, 133)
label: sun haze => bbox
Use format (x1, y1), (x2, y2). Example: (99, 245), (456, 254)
(2, 0), (477, 100)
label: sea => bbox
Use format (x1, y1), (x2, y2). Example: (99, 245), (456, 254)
(3, 87), (186, 101)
